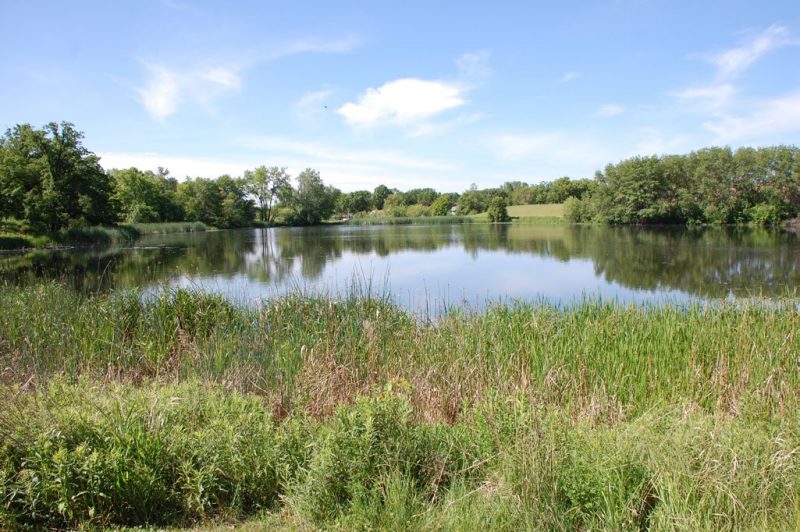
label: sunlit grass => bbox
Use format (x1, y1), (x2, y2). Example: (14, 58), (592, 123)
(1, 283), (798, 529)
(507, 202), (565, 218)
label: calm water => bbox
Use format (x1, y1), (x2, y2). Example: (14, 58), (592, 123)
(2, 224), (799, 313)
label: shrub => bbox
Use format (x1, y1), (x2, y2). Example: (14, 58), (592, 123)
(486, 196), (510, 222)
(747, 203), (781, 226)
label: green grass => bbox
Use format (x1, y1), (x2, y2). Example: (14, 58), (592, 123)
(0, 233), (51, 250)
(507, 202), (565, 218)
(58, 225), (140, 245)
(0, 221), (208, 250)
(0, 283), (798, 529)
(1, 380), (797, 530)
(1, 282), (797, 418)
(125, 221), (208, 235)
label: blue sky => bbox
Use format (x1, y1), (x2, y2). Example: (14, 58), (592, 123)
(2, 0), (800, 192)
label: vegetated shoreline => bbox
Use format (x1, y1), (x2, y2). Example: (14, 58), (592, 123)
(0, 282), (798, 529)
(0, 221), (209, 253)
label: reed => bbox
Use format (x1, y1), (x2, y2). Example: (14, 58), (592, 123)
(1, 283), (798, 528)
(125, 221), (208, 235)
(0, 283), (797, 419)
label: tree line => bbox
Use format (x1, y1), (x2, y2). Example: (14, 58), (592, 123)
(0, 122), (350, 233)
(565, 146), (800, 225)
(3, 122), (798, 234)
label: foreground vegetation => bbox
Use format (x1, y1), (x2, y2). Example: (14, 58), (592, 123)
(0, 283), (798, 528)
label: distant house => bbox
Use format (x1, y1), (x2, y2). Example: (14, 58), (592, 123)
(449, 206), (458, 216)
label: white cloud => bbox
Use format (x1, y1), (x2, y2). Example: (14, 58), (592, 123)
(134, 62), (244, 120)
(134, 36), (357, 121)
(632, 128), (691, 156)
(456, 51), (492, 80)
(556, 71), (580, 84)
(266, 36), (360, 59)
(241, 136), (457, 171)
(710, 25), (793, 78)
(337, 78), (466, 127)
(135, 65), (181, 121)
(598, 104), (624, 117)
(492, 133), (607, 166)
(407, 113), (483, 138)
(294, 88), (333, 119)
(98, 152), (254, 179)
(703, 90), (800, 143)
(671, 83), (736, 110)
(99, 135), (469, 191)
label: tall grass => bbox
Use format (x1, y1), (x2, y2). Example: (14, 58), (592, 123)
(1, 381), (797, 529)
(1, 283), (798, 528)
(125, 221), (208, 235)
(58, 225), (140, 245)
(0, 283), (797, 419)
(0, 233), (50, 250)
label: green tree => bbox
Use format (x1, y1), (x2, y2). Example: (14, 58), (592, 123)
(177, 178), (223, 225)
(217, 174), (255, 228)
(457, 184), (487, 215)
(486, 195), (510, 222)
(372, 185), (391, 210)
(287, 168), (338, 225)
(337, 190), (372, 215)
(111, 167), (183, 223)
(244, 166), (290, 224)
(430, 195), (452, 216)
(0, 122), (116, 232)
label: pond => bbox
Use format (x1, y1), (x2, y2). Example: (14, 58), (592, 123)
(2, 224), (798, 314)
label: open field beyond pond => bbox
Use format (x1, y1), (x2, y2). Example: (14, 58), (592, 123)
(507, 203), (565, 218)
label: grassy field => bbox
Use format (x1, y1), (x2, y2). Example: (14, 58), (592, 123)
(507, 203), (565, 218)
(346, 215), (475, 226)
(0, 283), (798, 529)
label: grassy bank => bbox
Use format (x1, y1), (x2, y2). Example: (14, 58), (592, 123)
(0, 222), (208, 251)
(0, 284), (798, 528)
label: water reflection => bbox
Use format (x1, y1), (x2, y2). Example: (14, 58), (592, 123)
(2, 225), (798, 307)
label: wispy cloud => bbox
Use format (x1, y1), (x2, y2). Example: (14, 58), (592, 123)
(294, 88), (333, 119)
(598, 104), (624, 117)
(98, 151), (254, 179)
(709, 25), (793, 79)
(134, 36), (358, 121)
(556, 71), (580, 84)
(491, 133), (607, 166)
(135, 65), (182, 120)
(407, 113), (483, 138)
(670, 24), (796, 140)
(671, 83), (737, 111)
(632, 128), (691, 156)
(241, 135), (457, 171)
(703, 90), (800, 143)
(456, 50), (492, 80)
(337, 78), (467, 127)
(134, 62), (243, 120)
(264, 36), (360, 60)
